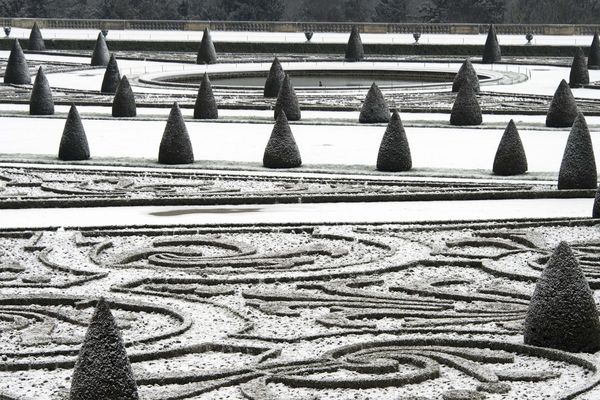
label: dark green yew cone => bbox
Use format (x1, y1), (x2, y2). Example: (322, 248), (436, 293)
(482, 24), (501, 64)
(345, 26), (364, 62)
(359, 82), (390, 124)
(493, 119), (528, 176)
(274, 74), (301, 121)
(546, 79), (579, 128)
(4, 39), (31, 84)
(263, 111), (302, 168)
(58, 105), (90, 161)
(28, 22), (45, 51)
(569, 47), (589, 88)
(30, 66), (54, 115)
(452, 58), (480, 93)
(524, 242), (600, 353)
(450, 82), (482, 126)
(91, 32), (110, 66)
(69, 298), (139, 400)
(264, 57), (285, 98)
(558, 112), (597, 190)
(376, 109), (412, 172)
(101, 54), (121, 93)
(112, 76), (136, 118)
(193, 73), (218, 119)
(158, 102), (194, 165)
(197, 28), (217, 64)
(589, 32), (600, 70)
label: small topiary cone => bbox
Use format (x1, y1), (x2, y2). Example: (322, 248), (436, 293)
(493, 119), (528, 176)
(263, 111), (302, 169)
(452, 58), (480, 93)
(569, 47), (590, 88)
(589, 32), (600, 70)
(101, 54), (121, 93)
(546, 79), (579, 128)
(193, 73), (218, 119)
(345, 26), (364, 62)
(28, 22), (45, 51)
(264, 57), (285, 98)
(30, 66), (54, 115)
(359, 82), (390, 124)
(558, 112), (597, 190)
(524, 242), (600, 353)
(274, 74), (301, 121)
(196, 28), (217, 65)
(450, 82), (482, 126)
(91, 32), (110, 66)
(59, 105), (90, 161)
(158, 102), (194, 165)
(482, 24), (501, 64)
(112, 76), (136, 118)
(69, 298), (139, 400)
(4, 39), (31, 84)
(376, 109), (412, 172)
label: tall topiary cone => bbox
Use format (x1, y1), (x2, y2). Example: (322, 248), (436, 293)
(30, 66), (54, 115)
(570, 47), (590, 88)
(69, 298), (139, 400)
(101, 54), (121, 93)
(524, 242), (600, 353)
(112, 76), (136, 118)
(558, 112), (597, 190)
(159, 102), (194, 164)
(274, 74), (301, 121)
(28, 22), (45, 51)
(452, 58), (480, 93)
(482, 24), (501, 64)
(194, 73), (218, 119)
(376, 109), (412, 172)
(359, 82), (390, 123)
(264, 57), (285, 98)
(450, 83), (482, 126)
(4, 39), (31, 84)
(263, 111), (302, 169)
(546, 80), (579, 128)
(345, 26), (364, 62)
(493, 119), (527, 175)
(196, 28), (217, 65)
(59, 105), (90, 161)
(589, 32), (600, 70)
(91, 32), (110, 66)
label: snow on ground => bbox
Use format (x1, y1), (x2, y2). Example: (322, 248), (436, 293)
(0, 198), (591, 228)
(0, 116), (594, 173)
(4, 27), (598, 47)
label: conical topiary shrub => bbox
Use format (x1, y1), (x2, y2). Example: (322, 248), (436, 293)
(91, 32), (110, 66)
(450, 83), (482, 126)
(524, 242), (600, 353)
(589, 32), (600, 70)
(101, 54), (121, 93)
(493, 119), (528, 175)
(28, 22), (45, 51)
(263, 111), (302, 168)
(593, 187), (600, 218)
(193, 73), (218, 120)
(112, 76), (136, 118)
(30, 66), (54, 115)
(274, 74), (301, 121)
(196, 28), (217, 65)
(69, 299), (139, 400)
(452, 58), (480, 93)
(482, 24), (501, 64)
(158, 102), (194, 165)
(558, 112), (597, 190)
(376, 109), (412, 172)
(546, 80), (579, 128)
(4, 39), (31, 84)
(264, 57), (285, 98)
(570, 47), (590, 88)
(359, 82), (390, 124)
(345, 26), (364, 62)
(59, 105), (90, 161)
